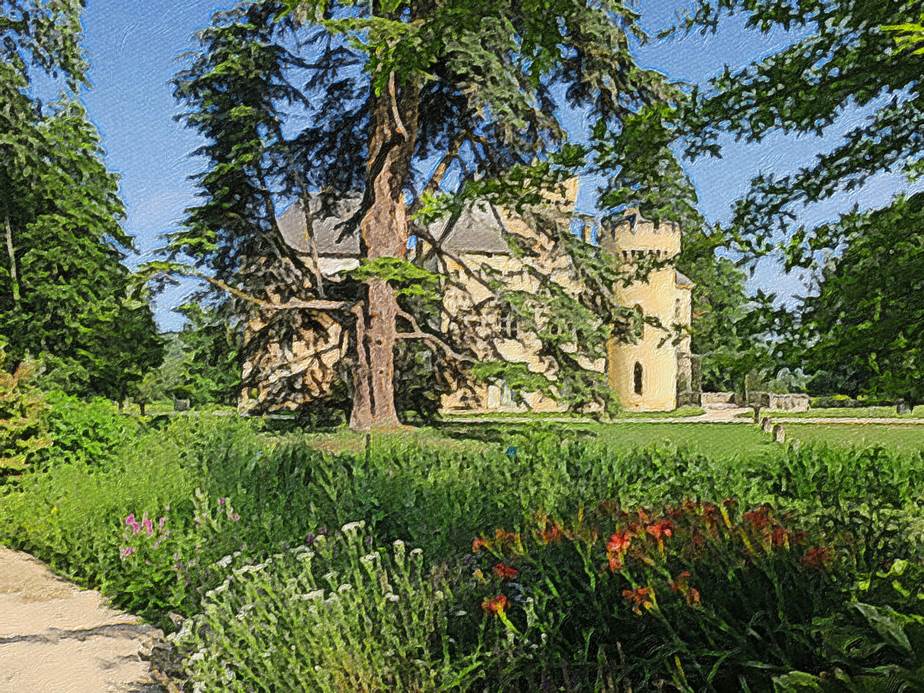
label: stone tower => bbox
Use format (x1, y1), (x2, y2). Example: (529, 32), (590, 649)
(601, 211), (694, 411)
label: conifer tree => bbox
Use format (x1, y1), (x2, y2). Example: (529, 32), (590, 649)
(167, 0), (685, 429)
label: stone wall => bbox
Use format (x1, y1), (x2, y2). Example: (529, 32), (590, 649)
(701, 392), (737, 408)
(747, 392), (810, 412)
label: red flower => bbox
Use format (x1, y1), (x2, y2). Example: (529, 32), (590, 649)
(622, 586), (654, 613)
(607, 530), (633, 554)
(481, 594), (508, 615)
(801, 546), (833, 569)
(743, 507), (771, 530)
(472, 537), (488, 554)
(539, 523), (563, 544)
(645, 519), (673, 541)
(493, 563), (519, 581)
(771, 526), (789, 547)
(669, 570), (692, 592)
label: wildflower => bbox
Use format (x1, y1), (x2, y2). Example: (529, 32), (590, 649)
(301, 589), (325, 601)
(305, 531), (318, 546)
(606, 529), (633, 572)
(743, 507), (771, 530)
(215, 554), (233, 569)
(645, 519), (673, 542)
(493, 563), (519, 581)
(472, 537), (488, 553)
(410, 548), (423, 557)
(801, 546), (833, 569)
(607, 530), (633, 554)
(622, 586), (655, 614)
(158, 516), (167, 529)
(360, 552), (379, 566)
(771, 526), (789, 548)
(539, 522), (563, 544)
(337, 584), (352, 594)
(669, 571), (702, 606)
(494, 529), (519, 546)
(218, 497), (226, 506)
(120, 546), (135, 559)
(229, 512), (240, 522)
(481, 594), (508, 615)
(341, 520), (365, 534)
(124, 513), (140, 534)
(142, 516), (154, 536)
(385, 593), (400, 603)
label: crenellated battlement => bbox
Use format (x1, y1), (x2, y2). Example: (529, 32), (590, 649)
(600, 209), (682, 260)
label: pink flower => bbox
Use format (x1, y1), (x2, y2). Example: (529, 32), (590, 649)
(120, 546), (135, 559)
(124, 513), (140, 534)
(142, 517), (154, 536)
(218, 497), (226, 506)
(229, 512), (240, 522)
(158, 516), (167, 529)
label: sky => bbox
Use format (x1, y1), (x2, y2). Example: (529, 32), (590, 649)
(71, 0), (915, 331)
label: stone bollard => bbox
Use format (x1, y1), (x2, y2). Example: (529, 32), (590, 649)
(772, 423), (786, 444)
(761, 416), (774, 433)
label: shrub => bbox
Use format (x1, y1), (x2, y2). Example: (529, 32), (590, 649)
(169, 523), (475, 692)
(32, 391), (139, 469)
(0, 360), (50, 474)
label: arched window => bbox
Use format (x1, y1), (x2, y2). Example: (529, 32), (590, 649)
(633, 362), (644, 395)
(674, 298), (682, 321)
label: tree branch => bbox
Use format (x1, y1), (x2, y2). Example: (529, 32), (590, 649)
(395, 307), (475, 363)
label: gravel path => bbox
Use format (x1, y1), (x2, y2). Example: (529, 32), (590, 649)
(0, 547), (163, 693)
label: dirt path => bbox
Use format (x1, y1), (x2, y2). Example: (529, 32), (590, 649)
(0, 547), (163, 693)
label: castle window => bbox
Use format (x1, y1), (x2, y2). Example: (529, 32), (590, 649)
(633, 362), (644, 396)
(674, 298), (681, 320)
(500, 306), (518, 340)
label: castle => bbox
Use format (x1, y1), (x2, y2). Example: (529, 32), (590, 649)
(239, 181), (696, 414)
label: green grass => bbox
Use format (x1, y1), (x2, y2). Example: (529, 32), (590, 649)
(771, 406), (924, 419)
(736, 406), (924, 419)
(786, 423), (924, 451)
(612, 405), (705, 418)
(306, 419), (924, 457)
(440, 406), (705, 422)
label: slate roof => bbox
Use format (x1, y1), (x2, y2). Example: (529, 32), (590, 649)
(277, 194), (511, 257)
(675, 270), (695, 289)
(277, 195), (363, 257)
(427, 200), (510, 255)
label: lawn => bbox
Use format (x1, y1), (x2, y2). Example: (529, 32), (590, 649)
(307, 419), (924, 458)
(737, 406), (924, 420)
(786, 423), (924, 451)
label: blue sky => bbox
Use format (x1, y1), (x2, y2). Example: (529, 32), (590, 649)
(73, 0), (914, 330)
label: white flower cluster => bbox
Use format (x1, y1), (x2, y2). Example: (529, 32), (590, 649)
(340, 520), (366, 534)
(299, 589), (325, 601)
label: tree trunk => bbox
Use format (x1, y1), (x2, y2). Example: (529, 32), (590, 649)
(349, 78), (419, 431)
(4, 215), (20, 307)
